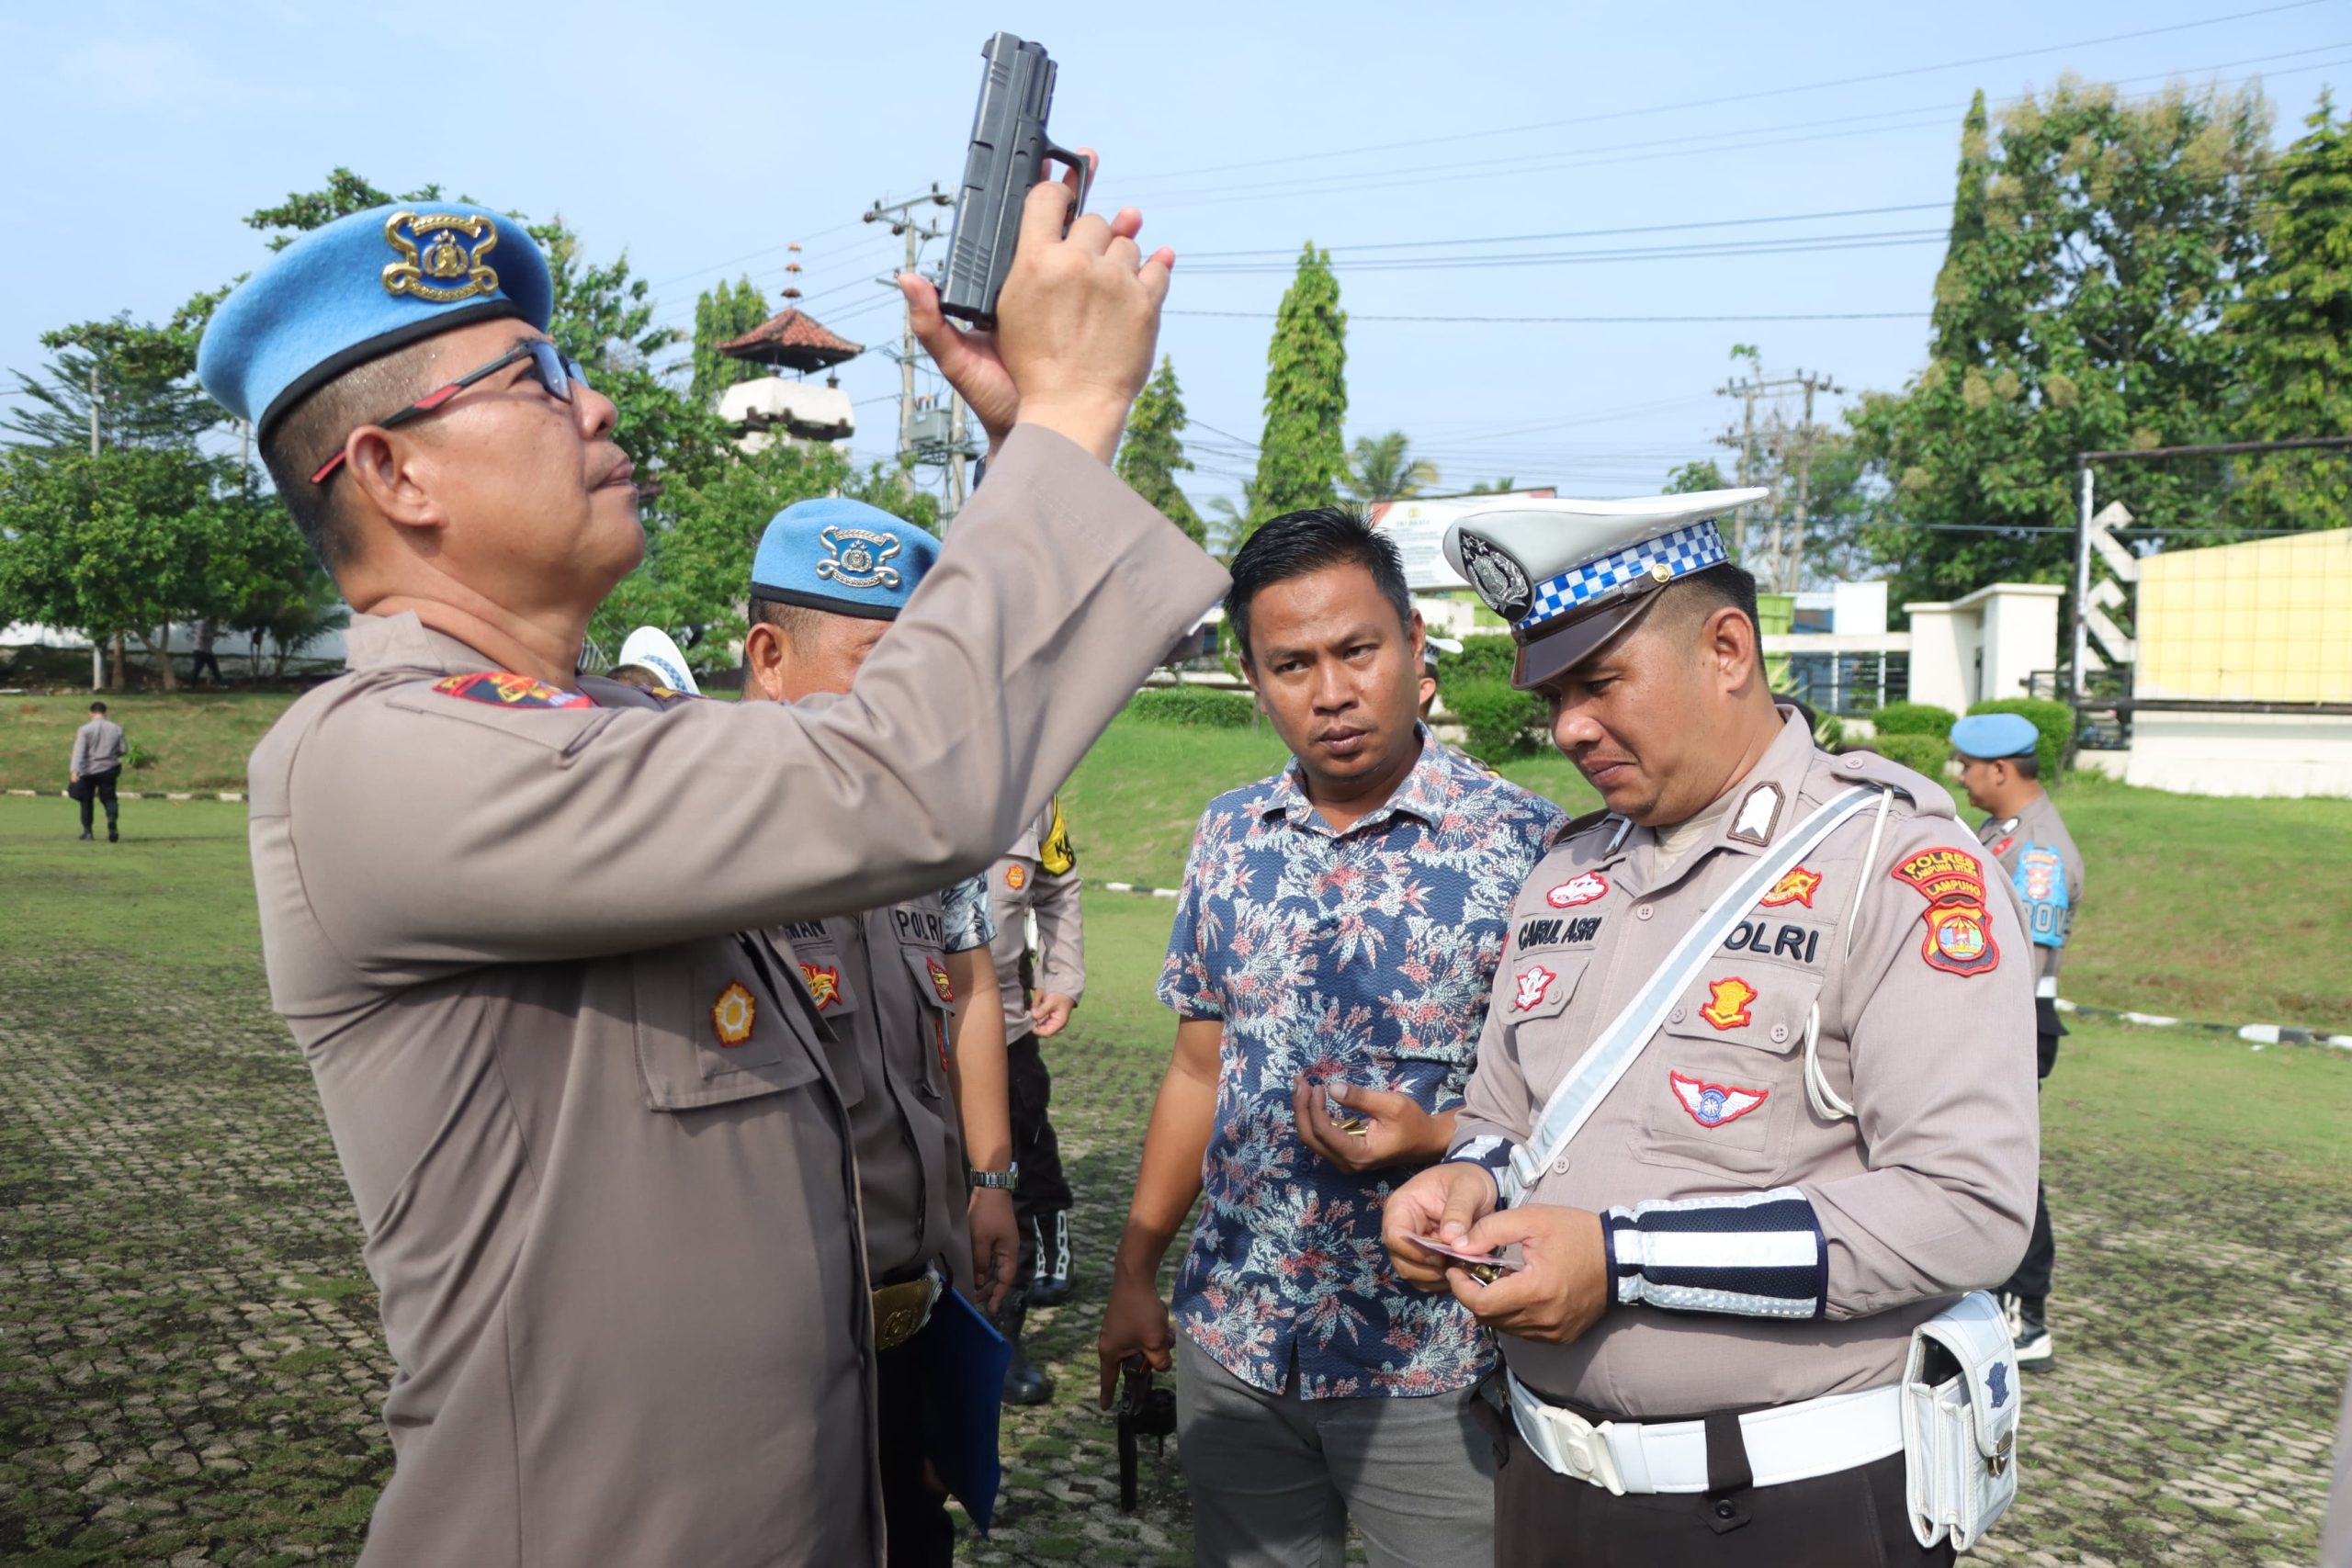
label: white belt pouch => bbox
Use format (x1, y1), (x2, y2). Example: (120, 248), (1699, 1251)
(1902, 1291), (2021, 1551)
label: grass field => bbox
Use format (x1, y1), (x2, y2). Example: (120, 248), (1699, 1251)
(3, 707), (2350, 1565)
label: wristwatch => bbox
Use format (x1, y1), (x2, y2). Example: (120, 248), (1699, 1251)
(969, 1164), (1020, 1190)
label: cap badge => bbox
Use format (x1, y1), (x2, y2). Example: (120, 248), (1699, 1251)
(817, 525), (902, 591)
(381, 211), (501, 304)
(1455, 533), (1532, 622)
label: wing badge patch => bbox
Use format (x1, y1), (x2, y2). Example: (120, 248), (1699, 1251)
(1670, 1070), (1769, 1129)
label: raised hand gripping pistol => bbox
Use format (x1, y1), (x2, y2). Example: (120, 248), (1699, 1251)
(940, 31), (1089, 327)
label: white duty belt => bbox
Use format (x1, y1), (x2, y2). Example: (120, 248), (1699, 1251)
(1502, 784), (1890, 1205)
(1506, 1373), (1903, 1495)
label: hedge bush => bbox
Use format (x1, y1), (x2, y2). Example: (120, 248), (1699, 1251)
(1966, 696), (2074, 780)
(1865, 701), (1959, 739)
(1448, 677), (1547, 761)
(1125, 685), (1257, 728)
(1844, 733), (1951, 779)
(1434, 633), (1520, 687)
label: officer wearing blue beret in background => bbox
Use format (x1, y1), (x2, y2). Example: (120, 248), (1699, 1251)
(1951, 710), (2084, 1374)
(197, 175), (1224, 1567)
(741, 499), (1019, 1565)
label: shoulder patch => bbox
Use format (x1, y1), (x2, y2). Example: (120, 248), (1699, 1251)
(432, 671), (595, 711)
(1889, 845), (2001, 978)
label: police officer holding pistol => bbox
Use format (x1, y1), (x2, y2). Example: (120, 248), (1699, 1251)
(1385, 491), (2040, 1565)
(196, 171), (1221, 1566)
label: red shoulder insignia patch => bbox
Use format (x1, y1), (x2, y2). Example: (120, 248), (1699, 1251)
(432, 671), (595, 710)
(1890, 847), (2001, 978)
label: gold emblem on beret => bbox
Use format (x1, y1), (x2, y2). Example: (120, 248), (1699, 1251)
(815, 526), (902, 591)
(382, 211), (502, 304)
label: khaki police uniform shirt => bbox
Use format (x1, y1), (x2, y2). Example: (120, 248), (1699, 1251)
(1976, 792), (2085, 994)
(243, 426), (1227, 1567)
(1456, 708), (2040, 1418)
(987, 799), (1084, 1039)
(782, 892), (977, 1297)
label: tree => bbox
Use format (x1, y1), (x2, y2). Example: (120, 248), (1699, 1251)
(1342, 431), (1439, 502)
(691, 277), (772, 407)
(4, 305), (223, 452)
(1115, 356), (1204, 544)
(0, 447), (244, 691)
(1465, 476), (1519, 493)
(1663, 459), (1728, 494)
(1250, 243), (1348, 526)
(2228, 93), (2352, 531)
(1849, 78), (2275, 601)
(244, 168), (446, 251)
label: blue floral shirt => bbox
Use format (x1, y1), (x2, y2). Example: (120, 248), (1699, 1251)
(1157, 730), (1566, 1398)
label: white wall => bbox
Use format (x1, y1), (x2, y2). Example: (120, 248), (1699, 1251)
(1902, 583), (2063, 714)
(2126, 711), (2352, 798)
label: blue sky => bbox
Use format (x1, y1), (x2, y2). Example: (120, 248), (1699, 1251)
(1, 0), (2340, 514)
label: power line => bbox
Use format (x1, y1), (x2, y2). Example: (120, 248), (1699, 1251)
(1173, 229), (1951, 276)
(1179, 201), (1955, 261)
(1166, 309), (1928, 323)
(1128, 48), (2349, 210)
(1115, 2), (2325, 188)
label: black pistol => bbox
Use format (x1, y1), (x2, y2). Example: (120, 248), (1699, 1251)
(1115, 1355), (1176, 1513)
(940, 31), (1088, 327)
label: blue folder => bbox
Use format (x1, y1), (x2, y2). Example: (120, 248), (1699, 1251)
(913, 1288), (1012, 1533)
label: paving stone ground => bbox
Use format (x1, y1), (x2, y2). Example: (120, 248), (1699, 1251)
(2, 931), (2344, 1565)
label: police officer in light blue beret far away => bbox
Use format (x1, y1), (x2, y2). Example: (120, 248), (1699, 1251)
(1950, 709), (2084, 1375)
(742, 498), (1018, 1566)
(191, 181), (1226, 1568)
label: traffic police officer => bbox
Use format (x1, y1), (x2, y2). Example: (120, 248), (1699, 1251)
(742, 500), (1019, 1564)
(1951, 710), (2084, 1371)
(1385, 491), (2039, 1565)
(608, 624), (701, 695)
(196, 184), (1218, 1567)
(986, 795), (1086, 1404)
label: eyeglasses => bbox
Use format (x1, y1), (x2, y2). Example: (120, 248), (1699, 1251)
(311, 339), (588, 484)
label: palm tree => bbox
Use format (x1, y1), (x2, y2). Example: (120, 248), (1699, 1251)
(1342, 431), (1440, 502)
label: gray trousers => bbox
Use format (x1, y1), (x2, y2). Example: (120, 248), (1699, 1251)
(1175, 1331), (1495, 1568)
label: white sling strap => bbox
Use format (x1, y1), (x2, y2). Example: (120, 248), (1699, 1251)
(1502, 784), (1890, 1205)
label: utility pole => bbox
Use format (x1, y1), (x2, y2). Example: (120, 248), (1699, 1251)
(1716, 366), (1835, 592)
(1786, 368), (1841, 593)
(863, 187), (955, 501)
(89, 362), (103, 692)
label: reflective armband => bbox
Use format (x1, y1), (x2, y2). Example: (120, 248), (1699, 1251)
(1442, 1134), (1520, 1206)
(1602, 1187), (1827, 1319)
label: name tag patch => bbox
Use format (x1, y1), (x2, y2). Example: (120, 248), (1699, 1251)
(1723, 919), (1820, 964)
(1517, 915), (1603, 949)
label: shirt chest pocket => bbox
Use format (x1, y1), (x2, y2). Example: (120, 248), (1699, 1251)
(899, 944), (957, 1100)
(1501, 951), (1593, 1090)
(786, 936), (866, 1106)
(632, 942), (824, 1112)
(1634, 965), (1824, 1182)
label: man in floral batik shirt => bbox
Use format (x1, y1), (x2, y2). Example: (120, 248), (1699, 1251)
(1099, 507), (1565, 1567)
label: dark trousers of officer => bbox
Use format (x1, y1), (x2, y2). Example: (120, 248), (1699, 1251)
(1999, 1012), (2063, 1299)
(1006, 1032), (1071, 1285)
(188, 649), (222, 682)
(1482, 1395), (1952, 1567)
(876, 1338), (955, 1568)
(70, 768), (120, 834)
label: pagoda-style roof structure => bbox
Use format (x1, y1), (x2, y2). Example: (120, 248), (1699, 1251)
(715, 308), (864, 373)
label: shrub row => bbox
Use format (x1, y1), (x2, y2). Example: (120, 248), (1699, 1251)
(1124, 685), (1258, 728)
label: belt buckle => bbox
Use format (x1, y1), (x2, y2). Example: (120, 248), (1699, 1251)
(872, 1272), (942, 1352)
(1556, 1412), (1626, 1496)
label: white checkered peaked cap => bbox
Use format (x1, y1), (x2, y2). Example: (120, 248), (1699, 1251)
(1442, 487), (1765, 690)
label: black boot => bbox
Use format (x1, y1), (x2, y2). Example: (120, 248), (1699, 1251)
(997, 1292), (1054, 1407)
(1028, 1212), (1075, 1307)
(78, 829), (94, 841)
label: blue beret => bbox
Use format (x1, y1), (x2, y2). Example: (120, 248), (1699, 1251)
(198, 202), (551, 434)
(752, 499), (939, 621)
(1949, 713), (2040, 760)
